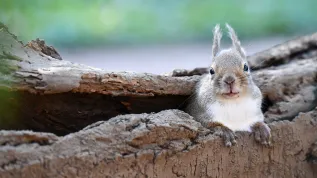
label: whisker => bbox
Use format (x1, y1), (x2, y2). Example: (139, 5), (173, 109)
(177, 92), (196, 109)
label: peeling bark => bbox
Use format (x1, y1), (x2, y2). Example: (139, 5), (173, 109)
(26, 38), (63, 60)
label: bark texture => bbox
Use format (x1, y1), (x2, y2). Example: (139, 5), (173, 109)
(0, 24), (317, 177)
(1, 109), (317, 178)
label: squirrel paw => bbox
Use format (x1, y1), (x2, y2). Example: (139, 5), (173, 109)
(214, 126), (237, 147)
(252, 122), (271, 147)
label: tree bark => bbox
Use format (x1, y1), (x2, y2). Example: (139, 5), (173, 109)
(0, 23), (317, 177)
(0, 109), (317, 178)
(1, 24), (317, 135)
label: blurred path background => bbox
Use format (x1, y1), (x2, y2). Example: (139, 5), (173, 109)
(2, 0), (316, 74)
(58, 37), (288, 74)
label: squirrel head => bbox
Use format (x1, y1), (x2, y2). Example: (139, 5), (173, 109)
(209, 24), (251, 100)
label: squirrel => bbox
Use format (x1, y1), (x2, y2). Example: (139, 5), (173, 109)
(185, 24), (271, 147)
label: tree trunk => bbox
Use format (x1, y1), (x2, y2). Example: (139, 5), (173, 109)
(0, 23), (317, 177)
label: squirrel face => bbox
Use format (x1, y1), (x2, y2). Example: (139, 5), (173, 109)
(209, 24), (251, 100)
(211, 49), (251, 99)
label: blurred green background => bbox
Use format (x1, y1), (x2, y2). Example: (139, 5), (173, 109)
(2, 0), (317, 48)
(1, 0), (317, 75)
(1, 0), (317, 128)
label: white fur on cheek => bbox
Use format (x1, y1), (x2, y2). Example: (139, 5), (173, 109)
(207, 97), (263, 132)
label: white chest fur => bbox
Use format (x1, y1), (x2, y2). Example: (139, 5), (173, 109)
(206, 97), (263, 132)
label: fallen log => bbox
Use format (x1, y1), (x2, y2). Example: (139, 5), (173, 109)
(1, 23), (317, 135)
(248, 32), (317, 70)
(1, 23), (317, 177)
(0, 109), (317, 178)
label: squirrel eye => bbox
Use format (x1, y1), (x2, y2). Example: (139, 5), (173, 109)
(243, 64), (249, 72)
(210, 68), (215, 75)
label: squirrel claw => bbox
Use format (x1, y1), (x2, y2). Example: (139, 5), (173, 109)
(252, 122), (271, 147)
(214, 126), (237, 147)
(228, 139), (237, 147)
(225, 141), (232, 147)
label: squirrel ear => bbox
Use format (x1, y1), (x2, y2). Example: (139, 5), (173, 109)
(212, 24), (222, 58)
(226, 23), (246, 58)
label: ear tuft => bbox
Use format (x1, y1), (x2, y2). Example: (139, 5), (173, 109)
(212, 24), (222, 58)
(226, 23), (246, 58)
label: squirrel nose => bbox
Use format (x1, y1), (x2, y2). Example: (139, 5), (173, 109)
(225, 77), (235, 85)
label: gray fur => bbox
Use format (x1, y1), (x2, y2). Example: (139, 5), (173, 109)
(186, 74), (216, 127)
(185, 24), (271, 147)
(226, 23), (246, 58)
(186, 24), (263, 128)
(211, 24), (222, 58)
